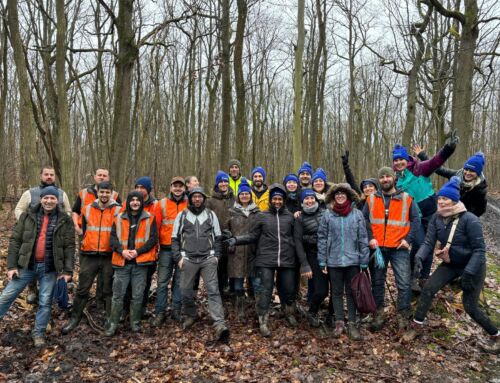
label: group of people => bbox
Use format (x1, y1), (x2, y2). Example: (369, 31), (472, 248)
(0, 136), (498, 353)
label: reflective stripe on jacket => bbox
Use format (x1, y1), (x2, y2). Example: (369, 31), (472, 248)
(80, 187), (119, 213)
(366, 192), (412, 248)
(159, 196), (188, 246)
(81, 201), (121, 254)
(112, 212), (157, 266)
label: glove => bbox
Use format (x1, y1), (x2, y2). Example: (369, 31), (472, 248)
(414, 256), (423, 279)
(360, 264), (368, 270)
(221, 229), (233, 240)
(341, 150), (350, 167)
(461, 273), (475, 292)
(444, 129), (459, 150)
(224, 237), (236, 247)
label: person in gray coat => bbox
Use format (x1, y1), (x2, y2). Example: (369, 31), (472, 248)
(317, 184), (370, 340)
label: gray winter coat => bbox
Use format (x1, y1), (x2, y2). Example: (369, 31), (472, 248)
(317, 207), (370, 268)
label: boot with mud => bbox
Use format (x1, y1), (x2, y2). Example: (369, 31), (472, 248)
(348, 323), (361, 340)
(152, 312), (166, 327)
(61, 296), (86, 335)
(130, 302), (142, 332)
(333, 321), (345, 337)
(370, 307), (386, 332)
(306, 311), (320, 328)
(215, 323), (230, 342)
(182, 316), (197, 330)
(235, 294), (246, 319)
(105, 302), (123, 337)
(284, 304), (298, 327)
(258, 313), (271, 337)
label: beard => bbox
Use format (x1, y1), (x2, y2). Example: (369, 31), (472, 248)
(381, 181), (394, 192)
(253, 180), (263, 188)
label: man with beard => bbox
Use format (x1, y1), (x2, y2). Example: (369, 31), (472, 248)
(173, 187), (229, 342)
(363, 167), (419, 332)
(228, 159), (246, 195)
(297, 162), (313, 189)
(251, 167), (269, 212)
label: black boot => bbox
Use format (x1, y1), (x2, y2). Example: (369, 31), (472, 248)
(130, 303), (142, 332)
(61, 296), (86, 335)
(105, 302), (123, 337)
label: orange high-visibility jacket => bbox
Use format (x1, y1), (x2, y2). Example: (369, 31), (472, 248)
(112, 211), (157, 267)
(366, 192), (412, 248)
(79, 187), (119, 213)
(158, 196), (188, 246)
(81, 201), (121, 254)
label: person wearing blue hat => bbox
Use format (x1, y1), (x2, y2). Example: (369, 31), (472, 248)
(312, 168), (329, 207)
(297, 161), (313, 188)
(340, 150), (379, 209)
(250, 166), (269, 212)
(283, 173), (301, 214)
(412, 177), (499, 352)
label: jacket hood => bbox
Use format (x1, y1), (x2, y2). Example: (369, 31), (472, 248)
(125, 191), (144, 216)
(325, 183), (360, 205)
(360, 178), (380, 192)
(268, 183), (287, 201)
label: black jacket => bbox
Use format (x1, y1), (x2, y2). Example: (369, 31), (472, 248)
(294, 205), (325, 260)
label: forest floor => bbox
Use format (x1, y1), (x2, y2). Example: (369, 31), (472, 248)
(0, 200), (498, 383)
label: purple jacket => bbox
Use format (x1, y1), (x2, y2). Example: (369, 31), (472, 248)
(394, 149), (447, 178)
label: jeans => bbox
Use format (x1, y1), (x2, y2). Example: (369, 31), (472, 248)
(231, 277), (261, 295)
(257, 267), (296, 315)
(75, 255), (113, 302)
(112, 264), (147, 308)
(328, 266), (359, 322)
(415, 262), (498, 335)
(180, 257), (225, 326)
(372, 248), (412, 312)
(0, 263), (57, 337)
(155, 249), (182, 314)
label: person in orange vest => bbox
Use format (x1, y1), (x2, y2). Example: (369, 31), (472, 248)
(362, 167), (420, 332)
(105, 191), (158, 336)
(61, 182), (121, 334)
(152, 176), (188, 326)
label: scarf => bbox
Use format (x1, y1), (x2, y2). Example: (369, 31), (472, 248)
(437, 201), (467, 218)
(302, 202), (319, 214)
(234, 202), (257, 217)
(332, 200), (352, 217)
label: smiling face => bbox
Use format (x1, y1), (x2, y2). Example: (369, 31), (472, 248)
(393, 158), (408, 172)
(303, 195), (316, 208)
(218, 180), (229, 193)
(229, 165), (240, 178)
(286, 180), (298, 192)
(362, 182), (376, 196)
(271, 195), (284, 209)
(252, 173), (264, 188)
(378, 175), (395, 193)
(191, 193), (205, 208)
(129, 196), (142, 212)
(40, 168), (56, 185)
(41, 195), (58, 213)
(299, 172), (311, 186)
(170, 182), (186, 198)
(463, 168), (478, 182)
(313, 179), (325, 193)
(238, 191), (251, 206)
(97, 188), (112, 204)
(437, 196), (455, 208)
(334, 191), (347, 205)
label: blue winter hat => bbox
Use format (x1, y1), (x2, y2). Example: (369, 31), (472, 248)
(251, 166), (266, 181)
(135, 176), (153, 194)
(312, 168), (328, 183)
(40, 186), (59, 200)
(300, 188), (317, 203)
(463, 152), (485, 175)
(437, 176), (461, 202)
(392, 144), (410, 161)
(215, 170), (230, 186)
(283, 173), (299, 185)
(269, 183), (286, 199)
(297, 161), (313, 175)
(237, 177), (252, 196)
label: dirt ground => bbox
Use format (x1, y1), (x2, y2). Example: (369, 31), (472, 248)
(0, 201), (498, 383)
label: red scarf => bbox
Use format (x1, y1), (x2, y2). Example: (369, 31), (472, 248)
(333, 200), (352, 216)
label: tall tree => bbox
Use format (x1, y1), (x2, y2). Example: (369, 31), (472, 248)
(234, 0), (248, 161)
(293, 0), (305, 170)
(219, 0), (231, 168)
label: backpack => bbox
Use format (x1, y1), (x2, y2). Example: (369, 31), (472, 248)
(351, 270), (377, 314)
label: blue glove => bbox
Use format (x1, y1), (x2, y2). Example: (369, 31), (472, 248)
(360, 264), (368, 270)
(374, 247), (385, 269)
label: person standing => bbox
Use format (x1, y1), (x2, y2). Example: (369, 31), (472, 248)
(311, 168), (329, 207)
(250, 167), (269, 212)
(297, 162), (313, 189)
(228, 159), (246, 195)
(283, 173), (301, 214)
(1, 186), (75, 347)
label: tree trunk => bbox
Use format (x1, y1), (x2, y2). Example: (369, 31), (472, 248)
(293, 0), (305, 170)
(219, 0), (231, 169)
(234, 0), (247, 161)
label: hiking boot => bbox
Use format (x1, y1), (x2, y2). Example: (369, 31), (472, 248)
(480, 335), (500, 355)
(284, 304), (298, 327)
(152, 313), (165, 327)
(171, 309), (182, 323)
(348, 323), (361, 341)
(235, 295), (246, 319)
(105, 302), (123, 337)
(215, 323), (230, 342)
(61, 296), (87, 335)
(397, 309), (412, 330)
(33, 336), (46, 348)
(370, 307), (386, 332)
(130, 303), (142, 332)
(401, 320), (422, 343)
(333, 321), (345, 337)
(306, 311), (320, 328)
(182, 316), (196, 330)
(325, 314), (335, 328)
(258, 313), (271, 337)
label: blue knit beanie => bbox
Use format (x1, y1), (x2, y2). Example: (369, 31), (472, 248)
(437, 176), (461, 202)
(300, 188), (317, 203)
(463, 152), (485, 175)
(215, 170), (230, 186)
(237, 177), (252, 196)
(283, 173), (299, 185)
(269, 183), (286, 199)
(40, 186), (59, 200)
(251, 166), (266, 181)
(297, 161), (313, 175)
(135, 176), (153, 194)
(312, 168), (328, 183)
(392, 144), (410, 161)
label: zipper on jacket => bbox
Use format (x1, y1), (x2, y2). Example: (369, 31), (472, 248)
(276, 210), (281, 267)
(382, 195), (391, 247)
(97, 209), (103, 253)
(341, 216), (345, 266)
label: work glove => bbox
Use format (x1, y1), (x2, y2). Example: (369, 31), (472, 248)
(221, 229), (233, 240)
(341, 150), (350, 167)
(414, 256), (423, 279)
(224, 237), (237, 247)
(444, 129), (459, 151)
(461, 272), (475, 292)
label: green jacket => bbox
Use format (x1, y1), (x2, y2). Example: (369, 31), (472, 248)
(8, 206), (75, 275)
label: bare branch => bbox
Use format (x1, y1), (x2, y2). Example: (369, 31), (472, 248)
(424, 0), (465, 24)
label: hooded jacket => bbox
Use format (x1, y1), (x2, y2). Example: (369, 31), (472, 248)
(206, 188), (235, 231)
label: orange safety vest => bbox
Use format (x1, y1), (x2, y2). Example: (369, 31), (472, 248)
(81, 202), (121, 253)
(159, 197), (188, 246)
(112, 212), (157, 267)
(366, 192), (412, 248)
(80, 187), (119, 213)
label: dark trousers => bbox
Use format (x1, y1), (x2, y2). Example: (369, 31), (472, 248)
(415, 262), (498, 335)
(217, 251), (229, 295)
(328, 266), (359, 322)
(75, 255), (113, 303)
(309, 255), (333, 315)
(410, 215), (433, 279)
(257, 267), (295, 315)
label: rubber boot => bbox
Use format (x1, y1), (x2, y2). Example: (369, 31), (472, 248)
(397, 309), (412, 330)
(215, 323), (230, 342)
(348, 323), (361, 340)
(171, 309), (182, 323)
(104, 297), (112, 318)
(152, 313), (166, 327)
(370, 307), (386, 332)
(130, 302), (142, 332)
(61, 296), (87, 335)
(333, 321), (345, 337)
(306, 311), (320, 328)
(235, 294), (245, 319)
(105, 302), (123, 337)
(284, 304), (298, 327)
(258, 313), (271, 337)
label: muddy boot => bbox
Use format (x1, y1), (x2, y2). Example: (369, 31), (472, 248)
(32, 336), (46, 348)
(215, 323), (230, 342)
(401, 320), (421, 343)
(182, 316), (196, 330)
(235, 295), (245, 319)
(397, 309), (412, 330)
(333, 321), (345, 337)
(411, 277), (422, 294)
(480, 335), (500, 355)
(105, 302), (122, 337)
(284, 304), (298, 327)
(171, 309), (182, 323)
(61, 296), (86, 335)
(370, 307), (386, 332)
(27, 282), (38, 305)
(325, 314), (335, 328)
(258, 313), (271, 337)
(306, 311), (320, 328)
(104, 297), (112, 318)
(348, 323), (361, 340)
(152, 312), (166, 327)
(130, 303), (142, 332)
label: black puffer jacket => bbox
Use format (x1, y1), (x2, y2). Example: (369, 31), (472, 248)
(235, 205), (311, 272)
(294, 204), (325, 258)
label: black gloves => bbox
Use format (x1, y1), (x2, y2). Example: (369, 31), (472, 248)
(221, 229), (233, 240)
(445, 129), (459, 149)
(224, 237), (237, 247)
(414, 256), (423, 279)
(461, 272), (475, 292)
(341, 150), (350, 167)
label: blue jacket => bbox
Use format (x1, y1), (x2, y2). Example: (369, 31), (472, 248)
(317, 208), (370, 268)
(415, 211), (485, 275)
